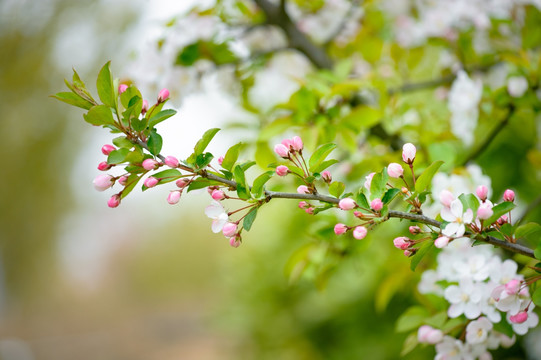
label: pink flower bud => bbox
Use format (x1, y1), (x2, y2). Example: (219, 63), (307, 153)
(334, 223), (348, 235)
(439, 190), (454, 207)
(167, 191), (181, 205)
(118, 175), (128, 186)
(222, 222), (238, 237)
(338, 198), (356, 210)
(476, 185), (488, 201)
(497, 215), (508, 225)
(297, 185), (310, 194)
(292, 136), (303, 152)
(477, 202), (494, 220)
(211, 189), (225, 200)
(505, 279), (521, 295)
(401, 187), (408, 194)
(393, 236), (410, 250)
(321, 171), (332, 183)
(217, 156), (224, 166)
(509, 312), (528, 324)
(434, 236), (450, 248)
(387, 163), (404, 178)
(402, 143), (416, 164)
(353, 211), (363, 218)
(409, 226), (421, 235)
(207, 185), (219, 194)
(229, 236), (241, 248)
(281, 138), (293, 150)
(176, 178), (190, 189)
(118, 84), (128, 94)
(418, 325), (443, 344)
(93, 175), (114, 192)
(404, 249), (413, 257)
(98, 161), (112, 171)
(370, 198), (383, 211)
(274, 144), (289, 158)
(142, 158), (159, 171)
(107, 194), (121, 208)
(144, 176), (158, 188)
(101, 144), (116, 155)
(503, 189), (515, 202)
(276, 165), (289, 176)
(353, 226), (368, 240)
(157, 88), (170, 103)
(298, 201), (308, 209)
(305, 207), (315, 215)
(141, 100), (149, 115)
(164, 156), (179, 168)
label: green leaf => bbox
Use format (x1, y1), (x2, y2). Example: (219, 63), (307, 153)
(233, 165), (250, 200)
(424, 311), (447, 328)
(400, 333), (418, 357)
(240, 161), (256, 171)
(147, 130), (163, 156)
(120, 174), (141, 199)
(415, 160), (444, 193)
(187, 178), (211, 192)
(532, 287), (541, 307)
(458, 193), (480, 214)
(309, 143), (337, 173)
(83, 105), (115, 126)
(148, 109), (177, 128)
(51, 92), (93, 110)
(355, 191), (370, 209)
(311, 159), (339, 174)
(535, 243), (541, 260)
(194, 128), (220, 156)
(370, 170), (388, 200)
(411, 241), (435, 271)
(131, 117), (148, 132)
(255, 141), (275, 169)
(515, 222), (541, 241)
(222, 142), (243, 171)
(382, 188), (400, 204)
(120, 86), (142, 109)
(107, 148), (130, 164)
(251, 171), (274, 198)
(112, 136), (134, 149)
(493, 317), (514, 338)
(152, 169), (182, 183)
(485, 202), (515, 226)
(395, 306), (429, 332)
(329, 182), (345, 198)
(96, 61), (116, 108)
(243, 207), (258, 231)
(195, 152), (214, 169)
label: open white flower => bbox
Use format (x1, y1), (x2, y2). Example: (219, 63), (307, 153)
(466, 317), (493, 345)
(444, 278), (482, 319)
(205, 200), (229, 233)
(441, 199), (473, 237)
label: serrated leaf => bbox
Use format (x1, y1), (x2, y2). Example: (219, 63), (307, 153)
(395, 306), (429, 332)
(328, 182), (345, 198)
(148, 109), (177, 128)
(251, 171), (274, 198)
(195, 152), (214, 169)
(243, 207), (258, 231)
(382, 188), (400, 204)
(411, 241), (435, 271)
(515, 222), (541, 240)
(147, 130), (163, 156)
(458, 193), (480, 214)
(194, 128), (220, 156)
(311, 159), (339, 174)
(83, 105), (115, 126)
(370, 170), (388, 200)
(52, 92), (93, 110)
(107, 148), (130, 164)
(485, 202), (515, 225)
(415, 160), (444, 193)
(355, 191), (370, 209)
(96, 61), (116, 108)
(222, 142), (243, 171)
(309, 143), (337, 173)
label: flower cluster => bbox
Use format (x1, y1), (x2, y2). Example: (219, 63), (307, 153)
(416, 237), (538, 358)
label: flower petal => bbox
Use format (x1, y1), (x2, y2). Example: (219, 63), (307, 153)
(443, 222), (460, 237)
(441, 206), (456, 222)
(463, 209), (473, 223)
(450, 199), (463, 218)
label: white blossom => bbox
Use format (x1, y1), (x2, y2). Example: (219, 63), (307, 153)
(205, 200), (229, 233)
(448, 71), (483, 146)
(441, 199), (474, 237)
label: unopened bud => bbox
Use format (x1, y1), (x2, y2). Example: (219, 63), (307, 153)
(101, 144), (116, 155)
(370, 198), (383, 211)
(334, 223), (348, 235)
(439, 190), (454, 207)
(503, 189), (515, 202)
(93, 175), (114, 192)
(509, 312), (528, 324)
(144, 176), (158, 188)
(98, 161), (113, 171)
(402, 143), (416, 164)
(409, 226), (421, 235)
(142, 158), (159, 171)
(164, 156), (179, 168)
(353, 226), (368, 240)
(477, 202), (494, 220)
(393, 236), (410, 250)
(118, 84), (128, 94)
(338, 198), (356, 210)
(229, 236), (241, 248)
(305, 207), (315, 215)
(292, 136), (303, 152)
(297, 185), (310, 194)
(276, 165), (289, 176)
(222, 222), (238, 237)
(321, 170), (332, 183)
(476, 185), (488, 201)
(141, 100), (149, 115)
(274, 144), (289, 158)
(118, 175), (128, 186)
(167, 191), (181, 205)
(387, 163), (404, 178)
(176, 178), (190, 189)
(497, 214), (508, 225)
(434, 236), (450, 248)
(157, 88), (170, 103)
(298, 201), (309, 209)
(217, 156), (224, 166)
(108, 194), (121, 208)
(211, 189), (225, 200)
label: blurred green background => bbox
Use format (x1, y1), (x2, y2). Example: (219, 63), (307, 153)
(1, 1), (539, 359)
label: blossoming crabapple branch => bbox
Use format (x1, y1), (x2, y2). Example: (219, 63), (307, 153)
(135, 137), (535, 258)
